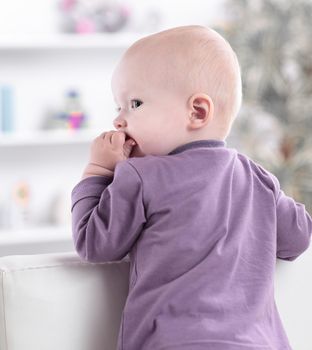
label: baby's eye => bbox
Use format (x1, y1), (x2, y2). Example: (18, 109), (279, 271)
(131, 99), (143, 109)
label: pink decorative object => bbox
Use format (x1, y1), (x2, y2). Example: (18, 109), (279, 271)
(58, 0), (131, 33)
(60, 0), (76, 12)
(75, 18), (96, 34)
(68, 111), (85, 129)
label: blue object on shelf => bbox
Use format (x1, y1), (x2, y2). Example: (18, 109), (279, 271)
(0, 85), (14, 132)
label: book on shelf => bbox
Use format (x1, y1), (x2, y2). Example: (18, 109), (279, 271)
(0, 84), (14, 133)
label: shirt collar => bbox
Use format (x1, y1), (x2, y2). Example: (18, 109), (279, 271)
(168, 139), (226, 155)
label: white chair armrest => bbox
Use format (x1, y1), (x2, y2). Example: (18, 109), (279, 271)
(0, 252), (130, 350)
(1, 247), (312, 350)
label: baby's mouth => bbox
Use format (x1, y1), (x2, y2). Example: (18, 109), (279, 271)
(124, 134), (145, 158)
(125, 133), (136, 144)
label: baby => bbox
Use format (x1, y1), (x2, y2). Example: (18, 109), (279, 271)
(71, 25), (312, 350)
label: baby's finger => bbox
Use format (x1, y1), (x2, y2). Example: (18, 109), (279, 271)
(97, 131), (108, 139)
(111, 131), (126, 149)
(93, 131), (107, 145)
(103, 130), (115, 145)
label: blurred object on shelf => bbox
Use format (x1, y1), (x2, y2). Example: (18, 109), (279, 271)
(58, 0), (131, 34)
(0, 182), (72, 232)
(0, 84), (14, 133)
(221, 0), (312, 213)
(62, 90), (88, 129)
(49, 187), (72, 226)
(9, 181), (32, 230)
(42, 89), (88, 130)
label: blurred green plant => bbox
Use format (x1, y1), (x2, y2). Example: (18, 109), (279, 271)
(216, 0), (312, 212)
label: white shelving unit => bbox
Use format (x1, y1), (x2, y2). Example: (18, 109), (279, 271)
(0, 32), (145, 255)
(0, 225), (74, 256)
(0, 32), (148, 50)
(0, 128), (101, 147)
(0, 225), (71, 243)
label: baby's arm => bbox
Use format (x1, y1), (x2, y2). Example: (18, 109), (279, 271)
(71, 160), (146, 263)
(272, 175), (312, 261)
(82, 162), (114, 179)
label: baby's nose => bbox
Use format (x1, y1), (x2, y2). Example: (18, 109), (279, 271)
(113, 118), (127, 130)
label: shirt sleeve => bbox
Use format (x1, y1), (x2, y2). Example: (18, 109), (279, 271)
(271, 173), (312, 261)
(71, 160), (147, 263)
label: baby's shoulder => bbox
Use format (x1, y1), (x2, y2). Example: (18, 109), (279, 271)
(123, 154), (170, 178)
(237, 152), (280, 194)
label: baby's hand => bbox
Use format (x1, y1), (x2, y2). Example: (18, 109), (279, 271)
(82, 130), (136, 179)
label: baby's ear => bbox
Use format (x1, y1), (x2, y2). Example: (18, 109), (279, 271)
(187, 93), (214, 129)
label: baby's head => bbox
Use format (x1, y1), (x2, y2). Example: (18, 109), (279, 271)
(112, 25), (242, 157)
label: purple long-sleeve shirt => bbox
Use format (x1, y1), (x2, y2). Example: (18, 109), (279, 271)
(71, 139), (312, 350)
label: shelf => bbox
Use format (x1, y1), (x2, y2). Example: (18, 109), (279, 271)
(0, 225), (72, 245)
(0, 225), (75, 256)
(0, 32), (150, 50)
(0, 128), (101, 146)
